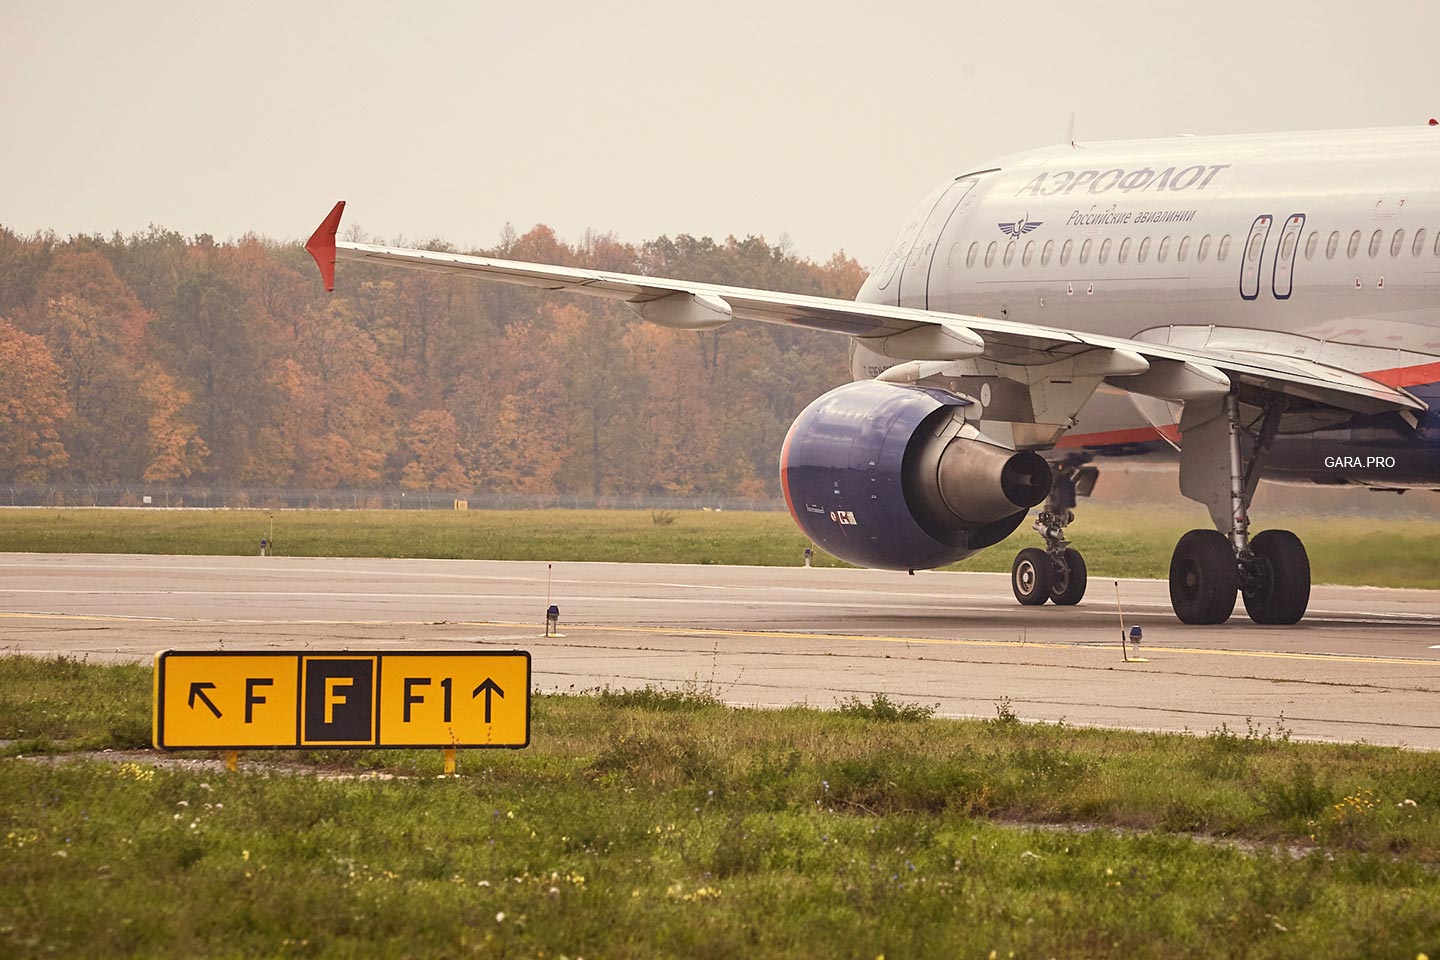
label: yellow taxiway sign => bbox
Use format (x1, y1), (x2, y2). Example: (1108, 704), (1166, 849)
(153, 650), (530, 750)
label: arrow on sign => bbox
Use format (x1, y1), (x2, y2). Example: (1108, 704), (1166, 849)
(188, 681), (222, 718)
(471, 678), (505, 723)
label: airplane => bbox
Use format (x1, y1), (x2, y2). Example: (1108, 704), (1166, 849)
(304, 124), (1440, 627)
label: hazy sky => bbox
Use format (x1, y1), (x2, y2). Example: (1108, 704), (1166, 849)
(5, 1), (1440, 266)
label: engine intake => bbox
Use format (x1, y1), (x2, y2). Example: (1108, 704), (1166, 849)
(780, 380), (1050, 570)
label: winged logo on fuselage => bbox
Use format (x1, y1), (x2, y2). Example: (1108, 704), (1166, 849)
(997, 215), (1042, 239)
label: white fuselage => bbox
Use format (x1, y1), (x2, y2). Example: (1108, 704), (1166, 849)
(851, 126), (1440, 450)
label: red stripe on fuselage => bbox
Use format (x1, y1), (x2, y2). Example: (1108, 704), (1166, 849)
(1365, 359), (1440, 388)
(1055, 423), (1180, 449)
(1057, 359), (1438, 450)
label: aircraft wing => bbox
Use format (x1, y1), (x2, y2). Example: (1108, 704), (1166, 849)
(307, 201), (1424, 422)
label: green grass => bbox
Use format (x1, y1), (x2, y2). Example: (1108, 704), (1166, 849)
(2, 657), (1439, 958)
(1, 506), (1438, 588)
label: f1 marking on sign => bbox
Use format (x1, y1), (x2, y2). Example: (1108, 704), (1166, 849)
(153, 651), (530, 750)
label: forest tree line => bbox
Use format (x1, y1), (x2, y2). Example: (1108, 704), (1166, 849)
(0, 222), (865, 498)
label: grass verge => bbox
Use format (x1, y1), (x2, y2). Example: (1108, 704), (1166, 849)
(1, 506), (1438, 588)
(2, 656), (1438, 958)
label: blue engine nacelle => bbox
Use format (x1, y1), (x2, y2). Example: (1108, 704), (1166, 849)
(780, 381), (1051, 570)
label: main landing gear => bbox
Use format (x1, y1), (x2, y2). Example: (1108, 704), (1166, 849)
(1168, 391), (1310, 625)
(1011, 460), (1097, 607)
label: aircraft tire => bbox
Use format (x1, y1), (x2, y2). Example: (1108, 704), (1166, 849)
(1169, 529), (1238, 625)
(1242, 529), (1311, 625)
(1011, 548), (1053, 606)
(1050, 548), (1087, 605)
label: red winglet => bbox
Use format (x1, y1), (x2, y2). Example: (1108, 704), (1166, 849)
(305, 200), (346, 292)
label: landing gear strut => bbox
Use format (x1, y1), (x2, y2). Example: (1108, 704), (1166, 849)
(1168, 391), (1310, 625)
(1010, 460), (1097, 606)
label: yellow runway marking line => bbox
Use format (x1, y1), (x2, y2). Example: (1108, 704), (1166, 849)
(0, 611), (142, 623)
(0, 612), (407, 626)
(3, 611), (1435, 667)
(481, 621), (1440, 667)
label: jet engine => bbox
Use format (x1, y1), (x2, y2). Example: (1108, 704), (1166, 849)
(780, 380), (1051, 570)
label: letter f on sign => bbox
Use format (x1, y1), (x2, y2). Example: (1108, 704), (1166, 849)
(325, 676), (353, 723)
(403, 677), (430, 722)
(245, 677), (273, 723)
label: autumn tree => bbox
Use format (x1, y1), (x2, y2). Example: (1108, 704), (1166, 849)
(213, 235), (310, 339)
(0, 320), (71, 483)
(138, 367), (209, 482)
(75, 225), (191, 318)
(150, 267), (281, 482)
(279, 299), (395, 488)
(451, 311), (569, 494)
(398, 409), (469, 491)
(0, 227), (55, 321)
(25, 295), (151, 481)
(21, 254), (158, 481)
(541, 303), (649, 498)
(29, 251), (151, 351)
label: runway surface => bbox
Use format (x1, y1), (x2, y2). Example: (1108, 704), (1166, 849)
(2, 553), (1438, 748)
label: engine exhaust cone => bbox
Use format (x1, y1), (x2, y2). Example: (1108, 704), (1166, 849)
(1001, 451), (1051, 509)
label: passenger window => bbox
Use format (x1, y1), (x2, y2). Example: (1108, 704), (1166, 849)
(1099, 238), (1112, 265)
(1178, 236), (1191, 262)
(1119, 237), (1132, 263)
(1197, 235), (1211, 261)
(1390, 230), (1404, 257)
(1158, 236), (1172, 263)
(1347, 231), (1361, 258)
(1041, 239), (1054, 266)
(966, 242), (979, 268)
(1022, 241), (1035, 266)
(1280, 231), (1296, 261)
(1326, 231), (1339, 259)
(1246, 235), (1262, 263)
(1414, 229), (1428, 257)
(1138, 237), (1151, 263)
(1060, 239), (1073, 266)
(1080, 239), (1092, 264)
(984, 242), (997, 267)
(1304, 231), (1318, 260)
(1003, 241), (1016, 267)
(1217, 235), (1231, 261)
(1368, 229), (1383, 257)
(1434, 230), (1440, 256)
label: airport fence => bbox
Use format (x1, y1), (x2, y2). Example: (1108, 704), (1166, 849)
(0, 485), (786, 512)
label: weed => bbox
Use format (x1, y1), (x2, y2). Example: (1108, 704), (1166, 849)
(990, 696), (1020, 728)
(594, 682), (723, 712)
(1310, 788), (1391, 847)
(1010, 746), (1089, 789)
(1258, 760), (1333, 821)
(650, 509), (677, 526)
(836, 693), (936, 722)
(1207, 716), (1291, 754)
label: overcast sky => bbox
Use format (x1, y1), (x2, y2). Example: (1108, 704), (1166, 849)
(5, 1), (1440, 266)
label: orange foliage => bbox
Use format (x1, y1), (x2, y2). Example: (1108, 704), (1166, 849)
(399, 409), (469, 491)
(138, 367), (209, 482)
(0, 320), (71, 482)
(0, 220), (856, 495)
(29, 251), (150, 353)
